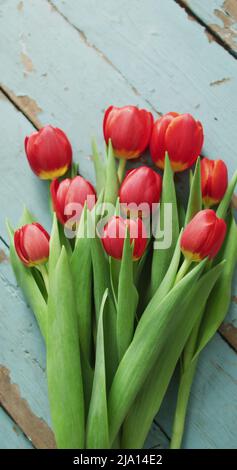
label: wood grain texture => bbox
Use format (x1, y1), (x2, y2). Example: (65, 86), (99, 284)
(0, 366), (56, 449)
(182, 0), (237, 54)
(48, 0), (237, 178)
(0, 407), (34, 449)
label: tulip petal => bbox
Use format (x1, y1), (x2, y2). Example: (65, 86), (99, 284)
(193, 213), (237, 359)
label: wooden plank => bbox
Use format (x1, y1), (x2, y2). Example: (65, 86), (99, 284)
(0, 407), (33, 449)
(157, 334), (237, 448)
(47, 0), (237, 179)
(0, 91), (51, 240)
(182, 0), (237, 55)
(0, 240), (53, 447)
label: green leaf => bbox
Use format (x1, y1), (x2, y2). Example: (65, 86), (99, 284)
(185, 158), (202, 225)
(47, 246), (84, 449)
(91, 138), (106, 195)
(193, 213), (237, 359)
(117, 232), (138, 361)
(217, 169), (237, 219)
(108, 259), (207, 444)
(104, 139), (119, 205)
(121, 260), (224, 448)
(87, 211), (118, 389)
(150, 154), (179, 296)
(71, 212), (93, 366)
(7, 220), (47, 340)
(19, 206), (36, 226)
(86, 289), (109, 449)
(48, 213), (61, 280)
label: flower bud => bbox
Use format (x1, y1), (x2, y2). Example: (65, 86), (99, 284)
(150, 112), (204, 172)
(50, 175), (97, 225)
(14, 223), (50, 267)
(201, 157), (228, 207)
(101, 216), (147, 260)
(103, 105), (153, 159)
(119, 166), (162, 217)
(180, 209), (226, 261)
(25, 125), (72, 179)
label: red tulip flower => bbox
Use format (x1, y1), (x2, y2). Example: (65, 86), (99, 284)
(103, 105), (153, 159)
(25, 125), (72, 180)
(201, 157), (228, 207)
(101, 216), (147, 260)
(119, 166), (162, 217)
(150, 112), (204, 172)
(14, 223), (50, 267)
(50, 175), (97, 225)
(180, 209), (226, 261)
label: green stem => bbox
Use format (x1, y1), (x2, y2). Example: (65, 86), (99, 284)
(170, 358), (198, 449)
(174, 258), (192, 285)
(117, 158), (126, 183)
(37, 264), (49, 292)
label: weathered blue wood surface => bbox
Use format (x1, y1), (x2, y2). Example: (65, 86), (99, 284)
(183, 0), (237, 54)
(0, 408), (33, 449)
(0, 0), (236, 449)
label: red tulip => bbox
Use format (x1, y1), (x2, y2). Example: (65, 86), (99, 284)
(103, 105), (153, 159)
(25, 125), (72, 179)
(180, 209), (226, 261)
(101, 216), (147, 260)
(14, 223), (50, 267)
(201, 157), (228, 207)
(150, 112), (204, 172)
(119, 166), (162, 217)
(50, 175), (97, 225)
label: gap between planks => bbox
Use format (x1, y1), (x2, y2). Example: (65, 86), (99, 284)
(174, 0), (237, 59)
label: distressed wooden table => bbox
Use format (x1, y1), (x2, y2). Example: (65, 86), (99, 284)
(0, 0), (237, 449)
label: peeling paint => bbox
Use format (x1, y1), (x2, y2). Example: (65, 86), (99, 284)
(0, 249), (8, 263)
(219, 323), (237, 352)
(210, 77), (231, 86)
(205, 29), (215, 43)
(231, 193), (237, 210)
(20, 52), (34, 74)
(17, 1), (24, 12)
(0, 84), (43, 129)
(209, 0), (237, 52)
(0, 366), (56, 449)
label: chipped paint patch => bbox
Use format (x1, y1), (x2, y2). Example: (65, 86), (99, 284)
(209, 0), (237, 52)
(219, 323), (237, 352)
(205, 29), (215, 43)
(231, 193), (237, 210)
(0, 249), (8, 263)
(0, 84), (43, 129)
(17, 1), (24, 12)
(210, 77), (231, 86)
(20, 52), (34, 74)
(0, 366), (56, 449)
(232, 295), (237, 304)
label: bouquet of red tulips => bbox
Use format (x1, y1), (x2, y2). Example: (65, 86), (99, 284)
(7, 106), (237, 449)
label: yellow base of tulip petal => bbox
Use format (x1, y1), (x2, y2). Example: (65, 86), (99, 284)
(156, 159), (191, 173)
(38, 165), (69, 180)
(202, 196), (219, 208)
(115, 149), (140, 160)
(181, 249), (202, 262)
(27, 257), (49, 267)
